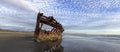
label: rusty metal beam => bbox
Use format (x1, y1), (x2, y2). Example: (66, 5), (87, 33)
(34, 12), (43, 38)
(34, 12), (64, 41)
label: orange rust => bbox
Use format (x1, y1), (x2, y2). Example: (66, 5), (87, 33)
(34, 12), (64, 41)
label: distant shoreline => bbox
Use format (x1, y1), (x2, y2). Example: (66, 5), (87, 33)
(0, 29), (34, 32)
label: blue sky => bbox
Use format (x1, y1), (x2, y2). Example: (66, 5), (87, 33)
(0, 0), (120, 34)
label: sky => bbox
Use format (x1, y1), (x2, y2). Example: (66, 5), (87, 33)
(0, 0), (120, 34)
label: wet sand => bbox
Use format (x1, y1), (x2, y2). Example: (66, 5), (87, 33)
(0, 31), (63, 52)
(0, 31), (120, 52)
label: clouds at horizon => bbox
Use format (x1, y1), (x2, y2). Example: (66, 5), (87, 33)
(0, 0), (120, 34)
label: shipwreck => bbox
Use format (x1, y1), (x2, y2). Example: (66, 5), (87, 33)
(34, 12), (64, 42)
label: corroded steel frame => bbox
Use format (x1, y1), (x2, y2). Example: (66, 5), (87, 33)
(34, 12), (64, 41)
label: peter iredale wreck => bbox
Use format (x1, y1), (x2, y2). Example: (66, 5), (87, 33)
(34, 12), (64, 42)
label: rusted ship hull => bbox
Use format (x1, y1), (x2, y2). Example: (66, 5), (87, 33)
(34, 12), (64, 42)
(37, 30), (62, 41)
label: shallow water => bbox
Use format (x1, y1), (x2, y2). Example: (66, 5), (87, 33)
(62, 34), (120, 52)
(1, 33), (120, 52)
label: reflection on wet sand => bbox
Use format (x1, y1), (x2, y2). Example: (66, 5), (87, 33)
(34, 40), (64, 52)
(1, 31), (120, 52)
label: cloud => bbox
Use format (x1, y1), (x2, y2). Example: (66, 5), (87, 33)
(0, 0), (120, 34)
(0, 0), (38, 12)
